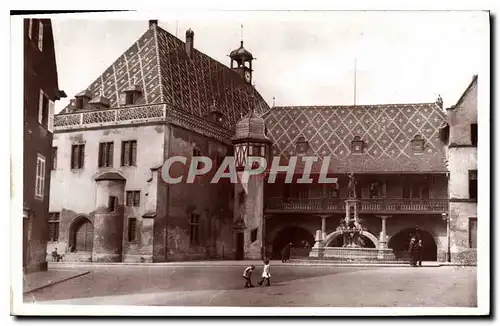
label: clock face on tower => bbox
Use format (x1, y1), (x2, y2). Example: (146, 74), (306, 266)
(244, 70), (251, 83)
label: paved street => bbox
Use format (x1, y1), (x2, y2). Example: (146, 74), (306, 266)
(23, 263), (477, 307)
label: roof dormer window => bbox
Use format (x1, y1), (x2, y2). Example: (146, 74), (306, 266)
(295, 136), (309, 155)
(411, 135), (425, 153)
(121, 83), (142, 106)
(75, 90), (92, 111)
(351, 136), (365, 154)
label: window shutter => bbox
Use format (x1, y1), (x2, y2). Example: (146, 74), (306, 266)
(28, 19), (33, 39)
(38, 90), (44, 124)
(48, 100), (55, 132)
(38, 21), (43, 51)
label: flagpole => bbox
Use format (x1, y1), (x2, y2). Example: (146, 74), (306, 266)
(354, 58), (357, 106)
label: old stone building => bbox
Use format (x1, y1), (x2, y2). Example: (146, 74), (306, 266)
(48, 20), (475, 264)
(49, 20), (268, 262)
(24, 18), (66, 273)
(441, 75), (478, 264)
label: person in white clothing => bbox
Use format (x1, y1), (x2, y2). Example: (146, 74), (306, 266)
(257, 260), (271, 287)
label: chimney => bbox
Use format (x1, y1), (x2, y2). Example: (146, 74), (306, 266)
(149, 20), (158, 29)
(185, 28), (194, 59)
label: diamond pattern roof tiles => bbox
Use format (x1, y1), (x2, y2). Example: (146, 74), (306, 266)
(263, 103), (447, 173)
(60, 25), (270, 132)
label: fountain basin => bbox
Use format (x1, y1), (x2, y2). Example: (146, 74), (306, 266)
(309, 246), (395, 261)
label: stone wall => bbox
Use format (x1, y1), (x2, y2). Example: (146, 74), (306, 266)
(446, 76), (478, 264)
(49, 124), (166, 262)
(161, 125), (233, 261)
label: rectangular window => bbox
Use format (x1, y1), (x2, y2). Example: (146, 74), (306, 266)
(128, 218), (137, 242)
(48, 212), (60, 242)
(98, 142), (114, 167)
(28, 19), (33, 39)
(38, 90), (49, 126)
(189, 213), (200, 245)
(469, 217), (477, 248)
(121, 140), (137, 166)
(469, 170), (478, 200)
(126, 191), (140, 207)
(37, 21), (43, 51)
(471, 124), (478, 146)
(251, 228), (258, 242)
(71, 144), (85, 169)
(35, 154), (46, 199)
(108, 196), (117, 212)
(51, 147), (57, 170)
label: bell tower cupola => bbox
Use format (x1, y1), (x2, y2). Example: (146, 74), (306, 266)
(230, 26), (254, 84)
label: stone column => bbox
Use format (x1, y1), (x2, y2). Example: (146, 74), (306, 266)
(377, 215), (390, 250)
(321, 216), (327, 240)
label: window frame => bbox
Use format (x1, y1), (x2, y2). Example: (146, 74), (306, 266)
(121, 140), (137, 166)
(469, 217), (477, 248)
(126, 190), (141, 207)
(189, 213), (200, 245)
(35, 154), (46, 199)
(469, 170), (478, 200)
(128, 218), (137, 242)
(48, 212), (60, 242)
(28, 19), (33, 39)
(38, 89), (49, 126)
(471, 123), (478, 146)
(98, 142), (114, 168)
(51, 147), (57, 171)
(37, 20), (43, 51)
(70, 144), (85, 169)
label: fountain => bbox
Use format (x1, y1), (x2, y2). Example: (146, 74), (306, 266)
(309, 173), (396, 261)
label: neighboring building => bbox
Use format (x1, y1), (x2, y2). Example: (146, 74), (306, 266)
(48, 20), (456, 263)
(49, 21), (268, 262)
(23, 18), (66, 273)
(441, 75), (478, 264)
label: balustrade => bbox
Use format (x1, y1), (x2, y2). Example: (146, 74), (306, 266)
(265, 197), (447, 213)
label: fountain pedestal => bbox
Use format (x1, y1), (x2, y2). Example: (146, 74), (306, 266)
(309, 193), (395, 261)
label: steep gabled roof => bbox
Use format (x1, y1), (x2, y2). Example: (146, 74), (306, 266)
(264, 103), (447, 173)
(61, 24), (269, 130)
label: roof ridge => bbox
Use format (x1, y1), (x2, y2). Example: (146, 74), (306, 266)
(273, 102), (438, 109)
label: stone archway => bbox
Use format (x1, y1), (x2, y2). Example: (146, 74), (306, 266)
(324, 230), (379, 248)
(271, 226), (315, 259)
(69, 216), (94, 253)
(388, 227), (438, 261)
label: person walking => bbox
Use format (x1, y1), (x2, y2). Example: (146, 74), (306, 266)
(417, 239), (424, 266)
(257, 260), (271, 287)
(281, 242), (292, 263)
(408, 237), (418, 267)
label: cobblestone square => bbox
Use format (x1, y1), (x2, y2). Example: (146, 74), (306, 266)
(23, 264), (477, 307)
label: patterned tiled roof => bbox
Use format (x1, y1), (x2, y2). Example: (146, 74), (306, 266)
(61, 24), (269, 131)
(263, 103), (447, 173)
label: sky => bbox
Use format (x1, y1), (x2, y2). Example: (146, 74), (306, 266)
(51, 11), (488, 113)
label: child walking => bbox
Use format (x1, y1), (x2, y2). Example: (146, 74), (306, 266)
(257, 260), (271, 287)
(242, 265), (255, 288)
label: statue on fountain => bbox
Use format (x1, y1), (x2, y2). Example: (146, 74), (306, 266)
(347, 173), (357, 198)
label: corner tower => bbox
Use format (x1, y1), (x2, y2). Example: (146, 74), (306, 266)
(232, 107), (272, 260)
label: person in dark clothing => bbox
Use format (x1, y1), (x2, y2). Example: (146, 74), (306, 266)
(417, 239), (424, 266)
(408, 238), (418, 267)
(281, 243), (292, 263)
